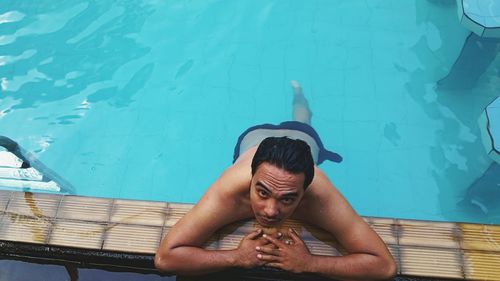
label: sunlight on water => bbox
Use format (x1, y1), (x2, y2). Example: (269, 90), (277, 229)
(0, 0), (499, 224)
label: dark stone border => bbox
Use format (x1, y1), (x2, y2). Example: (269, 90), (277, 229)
(0, 240), (328, 280)
(0, 240), (459, 281)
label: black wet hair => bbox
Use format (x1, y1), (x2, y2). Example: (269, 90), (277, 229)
(251, 137), (314, 190)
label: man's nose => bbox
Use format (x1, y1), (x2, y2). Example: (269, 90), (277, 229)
(264, 200), (279, 218)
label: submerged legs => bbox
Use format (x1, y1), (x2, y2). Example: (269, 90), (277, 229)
(291, 80), (312, 125)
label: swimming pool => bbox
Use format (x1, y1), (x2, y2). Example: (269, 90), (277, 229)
(0, 0), (499, 224)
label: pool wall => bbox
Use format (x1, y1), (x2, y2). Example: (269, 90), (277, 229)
(1, 190), (499, 280)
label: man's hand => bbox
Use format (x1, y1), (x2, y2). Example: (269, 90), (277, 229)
(236, 229), (269, 269)
(236, 229), (283, 269)
(256, 228), (312, 273)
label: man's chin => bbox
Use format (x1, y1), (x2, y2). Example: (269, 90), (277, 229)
(256, 217), (281, 228)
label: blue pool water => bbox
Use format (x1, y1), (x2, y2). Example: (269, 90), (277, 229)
(0, 0), (499, 224)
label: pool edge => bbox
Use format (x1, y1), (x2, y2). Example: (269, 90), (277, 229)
(1, 190), (499, 280)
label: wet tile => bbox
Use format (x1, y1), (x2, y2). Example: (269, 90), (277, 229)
(463, 250), (500, 281)
(0, 212), (51, 244)
(219, 233), (244, 250)
(364, 217), (395, 225)
(398, 219), (460, 249)
(57, 196), (112, 222)
(388, 245), (402, 275)
(366, 218), (398, 245)
(219, 220), (256, 236)
(299, 225), (344, 255)
(161, 226), (172, 240)
(399, 246), (463, 279)
(459, 223), (500, 252)
(299, 224), (335, 242)
(203, 235), (220, 250)
(159, 225), (218, 250)
(307, 240), (342, 256)
(164, 203), (193, 227)
(0, 190), (11, 211)
(280, 219), (308, 236)
(103, 224), (162, 254)
(49, 219), (105, 249)
(110, 199), (167, 227)
(6, 192), (61, 218)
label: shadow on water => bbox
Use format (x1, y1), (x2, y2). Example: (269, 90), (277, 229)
(0, 1), (154, 110)
(406, 0), (500, 223)
(437, 33), (500, 91)
(458, 162), (500, 221)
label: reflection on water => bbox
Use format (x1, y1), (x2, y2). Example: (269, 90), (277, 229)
(0, 1), (154, 110)
(408, 0), (500, 222)
(0, 0), (499, 224)
(460, 163), (500, 223)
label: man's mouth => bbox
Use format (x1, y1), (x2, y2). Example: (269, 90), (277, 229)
(259, 216), (280, 226)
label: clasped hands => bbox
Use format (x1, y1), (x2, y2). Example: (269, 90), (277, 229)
(236, 228), (312, 273)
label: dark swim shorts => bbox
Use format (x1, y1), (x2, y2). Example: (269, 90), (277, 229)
(233, 121), (342, 165)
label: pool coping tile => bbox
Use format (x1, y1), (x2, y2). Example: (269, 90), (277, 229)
(0, 190), (11, 212)
(0, 212), (53, 244)
(56, 195), (112, 222)
(103, 223), (163, 254)
(48, 218), (106, 250)
(110, 199), (167, 227)
(6, 192), (61, 219)
(2, 191), (500, 280)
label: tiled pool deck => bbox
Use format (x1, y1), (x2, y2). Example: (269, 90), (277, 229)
(1, 190), (499, 280)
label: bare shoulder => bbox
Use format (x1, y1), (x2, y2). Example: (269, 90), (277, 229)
(159, 148), (256, 251)
(294, 167), (387, 255)
(294, 167), (360, 229)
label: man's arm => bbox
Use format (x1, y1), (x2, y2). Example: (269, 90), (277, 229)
(259, 167), (397, 280)
(155, 147), (274, 276)
(155, 164), (247, 275)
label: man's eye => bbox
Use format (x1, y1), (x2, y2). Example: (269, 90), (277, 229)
(281, 198), (294, 204)
(258, 190), (268, 197)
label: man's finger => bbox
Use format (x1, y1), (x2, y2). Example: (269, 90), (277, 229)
(262, 234), (285, 247)
(265, 262), (283, 269)
(259, 239), (279, 249)
(246, 229), (262, 240)
(256, 245), (280, 256)
(289, 228), (303, 244)
(257, 253), (281, 262)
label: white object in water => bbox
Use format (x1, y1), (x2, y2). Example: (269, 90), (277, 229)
(0, 151), (24, 168)
(0, 178), (60, 192)
(0, 167), (43, 181)
(0, 150), (60, 192)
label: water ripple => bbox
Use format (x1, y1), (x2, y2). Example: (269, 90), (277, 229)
(0, 11), (25, 24)
(0, 3), (88, 46)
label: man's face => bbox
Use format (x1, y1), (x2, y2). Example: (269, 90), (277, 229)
(250, 162), (305, 227)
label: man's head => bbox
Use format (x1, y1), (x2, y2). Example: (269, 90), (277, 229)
(250, 137), (315, 227)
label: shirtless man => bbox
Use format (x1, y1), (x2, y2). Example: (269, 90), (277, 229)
(155, 81), (397, 280)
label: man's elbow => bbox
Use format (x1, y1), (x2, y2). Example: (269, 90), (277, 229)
(380, 257), (397, 280)
(154, 250), (176, 275)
